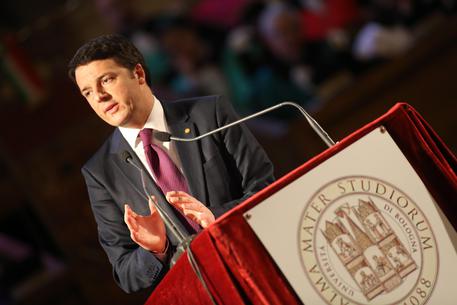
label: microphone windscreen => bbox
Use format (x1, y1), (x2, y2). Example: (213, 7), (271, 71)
(121, 150), (132, 162)
(153, 131), (171, 142)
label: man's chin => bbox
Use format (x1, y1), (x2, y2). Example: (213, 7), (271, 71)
(100, 111), (136, 128)
(103, 116), (126, 128)
(103, 112), (130, 127)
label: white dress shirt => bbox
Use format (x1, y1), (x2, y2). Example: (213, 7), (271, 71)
(119, 96), (184, 181)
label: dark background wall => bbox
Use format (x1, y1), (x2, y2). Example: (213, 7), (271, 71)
(0, 1), (455, 304)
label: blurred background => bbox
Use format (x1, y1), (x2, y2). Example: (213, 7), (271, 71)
(0, 0), (456, 304)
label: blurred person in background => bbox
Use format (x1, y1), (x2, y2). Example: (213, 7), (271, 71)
(353, 0), (455, 63)
(157, 17), (230, 99)
(224, 1), (348, 119)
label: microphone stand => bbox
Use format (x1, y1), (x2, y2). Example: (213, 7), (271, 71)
(154, 101), (336, 147)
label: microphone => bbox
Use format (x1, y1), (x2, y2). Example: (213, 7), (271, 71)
(122, 151), (191, 244)
(152, 130), (171, 142)
(152, 101), (336, 147)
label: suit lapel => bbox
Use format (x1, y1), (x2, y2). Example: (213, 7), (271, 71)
(164, 103), (208, 204)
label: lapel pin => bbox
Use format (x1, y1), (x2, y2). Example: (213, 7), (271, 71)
(184, 128), (191, 134)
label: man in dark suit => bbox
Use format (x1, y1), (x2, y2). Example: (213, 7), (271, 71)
(68, 34), (274, 293)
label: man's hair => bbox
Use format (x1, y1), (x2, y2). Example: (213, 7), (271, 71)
(68, 34), (151, 85)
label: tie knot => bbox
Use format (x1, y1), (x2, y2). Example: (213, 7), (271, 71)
(139, 128), (153, 147)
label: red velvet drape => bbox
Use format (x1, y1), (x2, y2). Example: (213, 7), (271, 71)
(145, 103), (457, 305)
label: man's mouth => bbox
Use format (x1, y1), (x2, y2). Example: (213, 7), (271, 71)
(104, 103), (118, 114)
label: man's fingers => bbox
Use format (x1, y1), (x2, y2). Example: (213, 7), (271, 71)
(124, 215), (135, 232)
(167, 194), (201, 207)
(126, 214), (139, 231)
(180, 209), (213, 228)
(130, 231), (139, 244)
(166, 190), (187, 197)
(124, 204), (131, 225)
(164, 191), (215, 227)
(166, 191), (192, 201)
(126, 204), (139, 218)
(181, 207), (198, 216)
(180, 208), (202, 221)
(176, 201), (204, 212)
(124, 205), (139, 231)
(124, 204), (129, 221)
(168, 197), (194, 206)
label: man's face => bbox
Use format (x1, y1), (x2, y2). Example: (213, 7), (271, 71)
(75, 58), (146, 128)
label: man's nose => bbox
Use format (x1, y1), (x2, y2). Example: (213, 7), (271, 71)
(96, 87), (110, 102)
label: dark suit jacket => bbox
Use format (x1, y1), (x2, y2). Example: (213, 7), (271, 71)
(81, 95), (274, 293)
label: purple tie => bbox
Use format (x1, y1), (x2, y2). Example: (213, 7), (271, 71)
(139, 128), (200, 233)
(139, 128), (188, 194)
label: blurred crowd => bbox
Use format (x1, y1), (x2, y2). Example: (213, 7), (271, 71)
(95, 0), (455, 119)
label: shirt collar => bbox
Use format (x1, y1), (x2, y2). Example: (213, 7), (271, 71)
(119, 96), (169, 148)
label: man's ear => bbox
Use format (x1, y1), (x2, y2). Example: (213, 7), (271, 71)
(134, 64), (146, 84)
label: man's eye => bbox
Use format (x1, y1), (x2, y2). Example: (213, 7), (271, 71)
(102, 76), (114, 85)
(83, 91), (92, 98)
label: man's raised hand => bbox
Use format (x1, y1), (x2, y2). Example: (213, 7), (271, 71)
(123, 197), (167, 253)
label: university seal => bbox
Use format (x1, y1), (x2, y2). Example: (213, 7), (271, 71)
(299, 176), (438, 305)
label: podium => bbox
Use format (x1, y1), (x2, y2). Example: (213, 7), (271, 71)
(144, 103), (456, 305)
